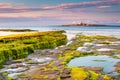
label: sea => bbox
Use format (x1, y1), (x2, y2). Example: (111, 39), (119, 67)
(0, 25), (120, 40)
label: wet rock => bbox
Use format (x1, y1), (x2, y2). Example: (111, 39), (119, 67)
(49, 49), (60, 54)
(32, 57), (53, 63)
(96, 48), (115, 52)
(81, 66), (103, 73)
(40, 49), (61, 54)
(60, 68), (71, 79)
(48, 74), (58, 80)
(97, 75), (104, 80)
(60, 74), (71, 79)
(114, 54), (120, 58)
(42, 70), (60, 76)
(66, 41), (72, 45)
(111, 41), (120, 44)
(84, 42), (94, 47)
(26, 57), (53, 65)
(18, 76), (30, 80)
(115, 75), (120, 80)
(63, 78), (74, 80)
(0, 73), (6, 80)
(9, 63), (26, 69)
(5, 67), (27, 73)
(94, 44), (105, 47)
(107, 72), (118, 76)
(34, 50), (41, 54)
(115, 68), (120, 73)
(77, 47), (93, 52)
(58, 46), (70, 51)
(12, 59), (23, 63)
(8, 73), (20, 79)
(114, 62), (120, 72)
(41, 49), (53, 53)
(4, 60), (12, 65)
(62, 68), (71, 74)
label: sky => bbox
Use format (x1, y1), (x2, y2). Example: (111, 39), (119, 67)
(0, 0), (120, 26)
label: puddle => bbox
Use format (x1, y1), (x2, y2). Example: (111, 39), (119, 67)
(67, 55), (120, 74)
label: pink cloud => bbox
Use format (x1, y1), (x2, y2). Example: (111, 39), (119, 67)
(116, 20), (120, 23)
(98, 6), (111, 8)
(43, 0), (120, 9)
(69, 9), (120, 13)
(0, 3), (13, 8)
(0, 0), (120, 13)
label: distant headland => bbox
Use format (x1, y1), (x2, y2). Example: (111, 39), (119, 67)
(62, 22), (108, 26)
(0, 29), (38, 32)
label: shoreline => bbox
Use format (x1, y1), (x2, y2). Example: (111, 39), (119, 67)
(0, 30), (120, 80)
(1, 30), (120, 40)
(0, 29), (38, 32)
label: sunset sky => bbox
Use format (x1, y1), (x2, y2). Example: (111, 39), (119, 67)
(0, 0), (120, 26)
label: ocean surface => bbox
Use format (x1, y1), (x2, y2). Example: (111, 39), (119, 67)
(0, 25), (120, 40)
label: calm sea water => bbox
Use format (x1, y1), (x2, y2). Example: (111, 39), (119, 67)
(0, 25), (120, 39)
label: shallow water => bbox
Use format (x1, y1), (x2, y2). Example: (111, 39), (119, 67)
(0, 26), (120, 40)
(67, 55), (120, 73)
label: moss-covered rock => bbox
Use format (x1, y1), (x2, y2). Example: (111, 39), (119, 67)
(0, 30), (67, 66)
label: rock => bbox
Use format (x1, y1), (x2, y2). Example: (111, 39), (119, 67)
(114, 62), (120, 67)
(66, 41), (72, 45)
(107, 72), (118, 76)
(58, 46), (70, 51)
(60, 73), (71, 79)
(114, 62), (120, 72)
(60, 68), (71, 79)
(0, 73), (6, 80)
(63, 78), (74, 80)
(81, 66), (103, 73)
(62, 68), (71, 74)
(9, 63), (26, 69)
(5, 67), (27, 73)
(8, 73), (20, 79)
(84, 42), (94, 47)
(26, 57), (53, 64)
(34, 50), (41, 54)
(94, 44), (105, 47)
(77, 47), (93, 52)
(48, 75), (58, 80)
(115, 67), (120, 72)
(97, 75), (104, 80)
(32, 57), (53, 63)
(111, 41), (120, 44)
(4, 60), (12, 65)
(96, 48), (115, 52)
(12, 59), (24, 63)
(45, 70), (60, 75)
(41, 49), (52, 53)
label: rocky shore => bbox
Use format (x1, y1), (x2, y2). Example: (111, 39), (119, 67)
(0, 32), (120, 80)
(0, 29), (37, 32)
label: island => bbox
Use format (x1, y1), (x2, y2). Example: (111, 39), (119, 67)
(62, 22), (107, 26)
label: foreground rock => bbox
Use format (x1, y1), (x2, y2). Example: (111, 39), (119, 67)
(1, 34), (120, 80)
(115, 62), (120, 72)
(80, 66), (103, 73)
